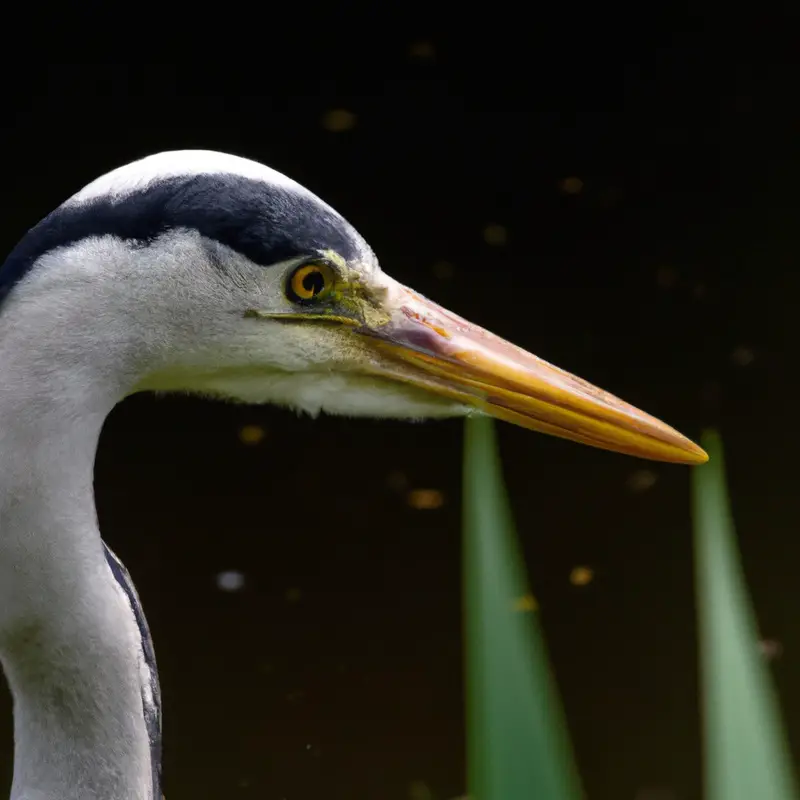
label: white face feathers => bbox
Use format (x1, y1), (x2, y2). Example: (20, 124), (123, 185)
(0, 150), (466, 423)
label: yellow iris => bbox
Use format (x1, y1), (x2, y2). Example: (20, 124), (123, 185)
(288, 262), (335, 302)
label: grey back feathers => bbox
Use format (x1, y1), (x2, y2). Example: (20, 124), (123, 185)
(0, 150), (373, 312)
(101, 544), (162, 800)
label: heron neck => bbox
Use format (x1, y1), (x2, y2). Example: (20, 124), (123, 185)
(0, 311), (157, 799)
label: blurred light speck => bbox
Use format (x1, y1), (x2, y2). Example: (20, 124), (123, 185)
(322, 109), (356, 133)
(216, 570), (246, 592)
(627, 469), (658, 492)
(759, 638), (783, 660)
(730, 346), (755, 366)
(408, 41), (436, 61)
(238, 425), (265, 445)
(560, 176), (583, 194)
(482, 223), (508, 246)
(656, 266), (678, 289)
(513, 594), (538, 612)
(570, 566), (594, 586)
(407, 488), (445, 509)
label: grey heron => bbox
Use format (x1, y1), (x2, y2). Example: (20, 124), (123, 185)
(0, 150), (706, 799)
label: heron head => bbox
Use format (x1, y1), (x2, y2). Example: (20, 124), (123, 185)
(185, 248), (706, 465)
(0, 150), (706, 464)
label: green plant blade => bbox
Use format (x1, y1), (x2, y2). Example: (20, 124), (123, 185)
(693, 430), (798, 800)
(462, 416), (584, 800)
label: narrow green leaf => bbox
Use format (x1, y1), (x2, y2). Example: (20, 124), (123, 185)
(463, 416), (584, 800)
(693, 430), (798, 800)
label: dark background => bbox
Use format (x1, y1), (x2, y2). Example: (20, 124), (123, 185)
(1, 12), (798, 799)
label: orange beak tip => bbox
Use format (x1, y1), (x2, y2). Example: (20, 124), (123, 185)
(692, 447), (710, 465)
(366, 286), (711, 466)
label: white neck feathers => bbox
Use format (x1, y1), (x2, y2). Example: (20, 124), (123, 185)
(0, 245), (160, 799)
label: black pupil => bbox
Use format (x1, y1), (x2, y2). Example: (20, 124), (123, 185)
(302, 270), (325, 296)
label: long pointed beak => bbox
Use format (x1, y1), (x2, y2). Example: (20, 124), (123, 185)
(360, 284), (707, 464)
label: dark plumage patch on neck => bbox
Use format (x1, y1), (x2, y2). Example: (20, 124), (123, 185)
(102, 542), (162, 800)
(0, 172), (366, 309)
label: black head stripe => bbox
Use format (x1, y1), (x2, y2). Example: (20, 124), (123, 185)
(0, 172), (366, 309)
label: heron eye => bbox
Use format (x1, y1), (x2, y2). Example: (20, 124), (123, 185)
(287, 262), (334, 303)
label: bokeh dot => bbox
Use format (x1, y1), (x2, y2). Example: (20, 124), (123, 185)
(408, 41), (436, 61)
(407, 489), (445, 509)
(216, 570), (246, 592)
(322, 109), (356, 132)
(560, 176), (584, 194)
(238, 425), (266, 445)
(570, 566), (594, 586)
(482, 223), (508, 246)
